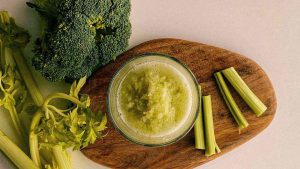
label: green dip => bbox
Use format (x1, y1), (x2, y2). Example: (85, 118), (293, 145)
(118, 62), (191, 135)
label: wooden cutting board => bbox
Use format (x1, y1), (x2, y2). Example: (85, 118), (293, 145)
(81, 38), (276, 169)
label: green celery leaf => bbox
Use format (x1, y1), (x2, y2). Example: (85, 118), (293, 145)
(70, 76), (86, 98)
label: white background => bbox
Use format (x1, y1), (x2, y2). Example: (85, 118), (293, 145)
(1, 0), (300, 169)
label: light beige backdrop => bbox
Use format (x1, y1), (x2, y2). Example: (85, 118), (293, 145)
(0, 0), (299, 169)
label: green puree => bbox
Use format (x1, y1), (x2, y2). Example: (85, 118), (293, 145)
(118, 63), (190, 135)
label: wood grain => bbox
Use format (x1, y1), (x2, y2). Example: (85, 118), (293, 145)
(81, 38), (277, 169)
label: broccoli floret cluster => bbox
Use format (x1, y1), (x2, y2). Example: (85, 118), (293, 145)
(27, 0), (131, 82)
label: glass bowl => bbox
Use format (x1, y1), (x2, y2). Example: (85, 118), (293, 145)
(107, 53), (200, 147)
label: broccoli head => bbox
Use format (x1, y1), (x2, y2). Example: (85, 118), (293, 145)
(27, 0), (131, 82)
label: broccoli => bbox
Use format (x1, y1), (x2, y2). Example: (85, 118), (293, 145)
(27, 0), (131, 82)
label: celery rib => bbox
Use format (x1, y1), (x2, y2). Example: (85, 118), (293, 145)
(222, 67), (267, 117)
(203, 95), (220, 156)
(7, 103), (26, 138)
(194, 85), (205, 149)
(0, 31), (27, 142)
(12, 48), (44, 106)
(29, 110), (42, 168)
(52, 145), (72, 169)
(0, 130), (39, 169)
(214, 72), (249, 129)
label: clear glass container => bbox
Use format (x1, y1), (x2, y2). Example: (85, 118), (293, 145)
(107, 53), (200, 147)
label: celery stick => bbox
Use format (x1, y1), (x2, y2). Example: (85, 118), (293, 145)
(12, 49), (44, 106)
(29, 110), (42, 168)
(194, 85), (205, 149)
(52, 145), (72, 169)
(222, 67), (267, 117)
(0, 40), (15, 68)
(214, 72), (249, 129)
(0, 130), (38, 169)
(203, 95), (219, 156)
(0, 20), (27, 142)
(6, 101), (27, 140)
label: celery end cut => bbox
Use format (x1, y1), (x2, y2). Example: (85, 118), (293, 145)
(214, 72), (249, 129)
(194, 85), (205, 150)
(215, 141), (221, 153)
(203, 95), (220, 157)
(222, 67), (267, 117)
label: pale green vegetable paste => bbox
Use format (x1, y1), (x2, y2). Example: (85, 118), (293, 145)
(118, 62), (190, 135)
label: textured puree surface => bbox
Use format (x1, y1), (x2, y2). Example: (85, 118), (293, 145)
(81, 38), (276, 169)
(118, 62), (191, 136)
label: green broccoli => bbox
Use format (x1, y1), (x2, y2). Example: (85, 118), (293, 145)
(27, 0), (131, 82)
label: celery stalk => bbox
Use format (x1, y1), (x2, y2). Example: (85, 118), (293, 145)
(0, 130), (38, 169)
(214, 72), (249, 129)
(0, 20), (27, 141)
(0, 41), (15, 68)
(12, 49), (44, 106)
(5, 99), (26, 139)
(52, 145), (72, 169)
(9, 46), (45, 168)
(39, 148), (55, 166)
(222, 67), (267, 117)
(203, 95), (220, 156)
(29, 110), (42, 168)
(1, 12), (106, 169)
(194, 85), (205, 149)
(13, 51), (47, 168)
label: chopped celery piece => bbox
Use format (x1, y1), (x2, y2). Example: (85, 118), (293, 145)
(194, 85), (205, 149)
(203, 95), (220, 156)
(222, 67), (267, 117)
(0, 130), (38, 169)
(214, 72), (249, 129)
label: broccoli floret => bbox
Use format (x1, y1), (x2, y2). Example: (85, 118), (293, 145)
(27, 0), (131, 82)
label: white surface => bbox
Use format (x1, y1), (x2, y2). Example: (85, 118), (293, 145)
(1, 0), (300, 169)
